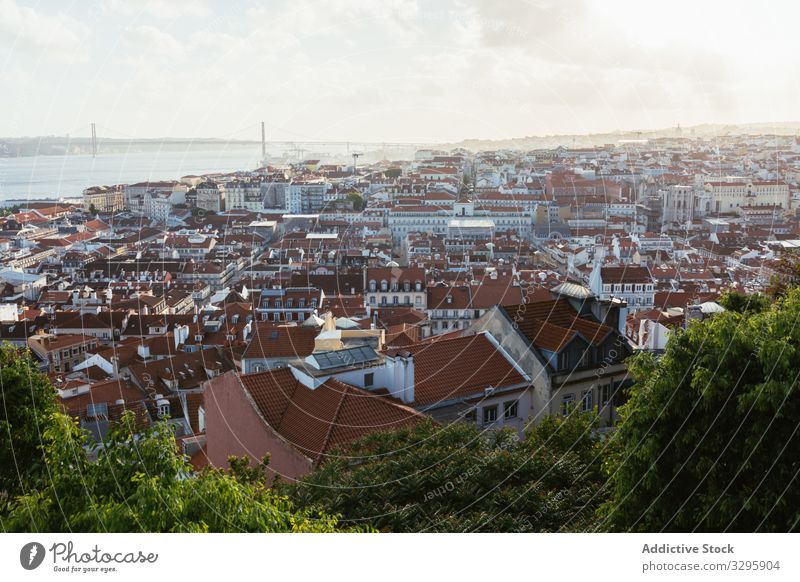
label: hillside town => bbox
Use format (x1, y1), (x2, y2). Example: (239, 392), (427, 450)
(3, 133), (799, 480)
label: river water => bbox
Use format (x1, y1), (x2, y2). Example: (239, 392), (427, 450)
(0, 145), (266, 203)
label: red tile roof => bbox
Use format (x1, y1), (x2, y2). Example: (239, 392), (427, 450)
(502, 299), (613, 351)
(239, 368), (422, 462)
(242, 323), (317, 360)
(393, 333), (527, 405)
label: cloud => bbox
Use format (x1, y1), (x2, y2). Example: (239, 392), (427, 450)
(0, 0), (88, 59)
(108, 0), (211, 20)
(125, 25), (186, 60)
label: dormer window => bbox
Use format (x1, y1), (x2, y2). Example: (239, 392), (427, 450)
(415, 281), (422, 291)
(403, 281), (411, 292)
(369, 280), (376, 292)
(380, 280), (388, 292)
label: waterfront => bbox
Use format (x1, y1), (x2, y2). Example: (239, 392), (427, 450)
(0, 145), (264, 201)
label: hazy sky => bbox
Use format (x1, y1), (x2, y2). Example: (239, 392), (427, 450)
(2, 0), (799, 142)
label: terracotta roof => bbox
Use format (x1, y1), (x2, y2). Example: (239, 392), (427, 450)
(502, 299), (613, 351)
(242, 323), (317, 360)
(239, 368), (422, 462)
(393, 333), (527, 405)
(600, 265), (653, 284)
(59, 379), (145, 415)
(427, 285), (471, 310)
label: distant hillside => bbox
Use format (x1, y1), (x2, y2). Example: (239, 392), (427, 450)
(443, 121), (800, 152)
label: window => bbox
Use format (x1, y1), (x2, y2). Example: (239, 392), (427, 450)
(603, 284), (611, 293)
(600, 383), (612, 406)
(286, 299), (293, 308)
(558, 352), (569, 370)
(415, 296), (421, 305)
(370, 296), (376, 305)
(614, 284), (622, 293)
(364, 372), (374, 388)
(561, 393), (575, 416)
(482, 405), (498, 425)
(380, 280), (388, 292)
(369, 280), (377, 292)
(503, 401), (518, 419)
(581, 389), (594, 412)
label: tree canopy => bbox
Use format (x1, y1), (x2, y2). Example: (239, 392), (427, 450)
(2, 410), (346, 532)
(0, 344), (59, 498)
(0, 347), (346, 532)
(601, 288), (800, 532)
(279, 415), (607, 532)
(346, 191), (364, 211)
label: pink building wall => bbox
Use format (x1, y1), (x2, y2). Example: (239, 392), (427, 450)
(203, 372), (314, 483)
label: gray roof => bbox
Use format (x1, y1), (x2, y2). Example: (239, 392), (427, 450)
(551, 281), (594, 300)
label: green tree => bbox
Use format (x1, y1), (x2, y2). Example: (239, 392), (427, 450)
(2, 411), (346, 532)
(601, 288), (800, 532)
(279, 415), (606, 532)
(346, 192), (364, 211)
(718, 290), (770, 314)
(0, 344), (59, 498)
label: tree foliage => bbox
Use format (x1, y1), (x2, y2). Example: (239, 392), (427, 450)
(346, 192), (364, 211)
(601, 288), (800, 532)
(279, 416), (607, 532)
(1, 410), (346, 532)
(0, 344), (59, 498)
(718, 290), (771, 314)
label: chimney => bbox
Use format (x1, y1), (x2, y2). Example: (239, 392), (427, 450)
(402, 353), (415, 404)
(137, 344), (150, 359)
